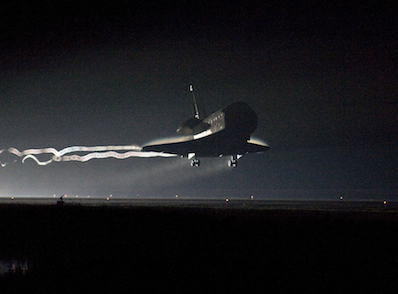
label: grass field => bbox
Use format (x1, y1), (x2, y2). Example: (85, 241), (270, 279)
(1, 203), (397, 292)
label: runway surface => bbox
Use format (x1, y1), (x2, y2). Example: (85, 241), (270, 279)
(1, 199), (397, 292)
(1, 197), (397, 212)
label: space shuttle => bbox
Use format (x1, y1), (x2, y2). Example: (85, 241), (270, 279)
(143, 85), (268, 167)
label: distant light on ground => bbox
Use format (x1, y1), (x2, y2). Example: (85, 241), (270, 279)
(383, 200), (387, 205)
(251, 195), (254, 200)
(225, 198), (229, 202)
(175, 195), (178, 198)
(340, 196), (343, 200)
(106, 197), (110, 201)
(11, 197), (14, 200)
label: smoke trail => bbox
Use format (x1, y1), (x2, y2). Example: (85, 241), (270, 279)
(8, 145), (142, 157)
(1, 149), (9, 167)
(2, 145), (176, 166)
(59, 151), (175, 162)
(21, 155), (54, 166)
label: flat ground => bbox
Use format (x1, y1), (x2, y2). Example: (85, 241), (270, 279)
(0, 201), (397, 292)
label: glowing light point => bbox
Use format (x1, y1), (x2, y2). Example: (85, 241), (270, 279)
(11, 197), (14, 200)
(175, 195), (178, 198)
(106, 197), (110, 201)
(76, 195), (78, 198)
(225, 198), (229, 202)
(383, 200), (387, 205)
(53, 194), (56, 198)
(340, 196), (343, 200)
(87, 195), (90, 198)
(251, 195), (254, 200)
(110, 194), (113, 198)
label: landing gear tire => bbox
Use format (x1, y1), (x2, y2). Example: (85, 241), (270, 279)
(190, 159), (200, 167)
(228, 160), (237, 168)
(228, 154), (239, 168)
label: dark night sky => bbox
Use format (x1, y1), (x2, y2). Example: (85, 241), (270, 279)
(0, 1), (397, 199)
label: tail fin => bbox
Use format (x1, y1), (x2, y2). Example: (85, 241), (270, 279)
(190, 85), (207, 119)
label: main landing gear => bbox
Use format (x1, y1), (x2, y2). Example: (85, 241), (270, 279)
(190, 158), (200, 167)
(188, 153), (200, 167)
(228, 155), (238, 168)
(189, 154), (242, 167)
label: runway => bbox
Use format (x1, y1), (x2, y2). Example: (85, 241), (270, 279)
(1, 196), (397, 212)
(1, 198), (397, 292)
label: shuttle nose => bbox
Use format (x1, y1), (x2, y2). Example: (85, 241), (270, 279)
(224, 102), (258, 135)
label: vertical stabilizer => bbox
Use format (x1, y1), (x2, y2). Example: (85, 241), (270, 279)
(190, 85), (207, 119)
